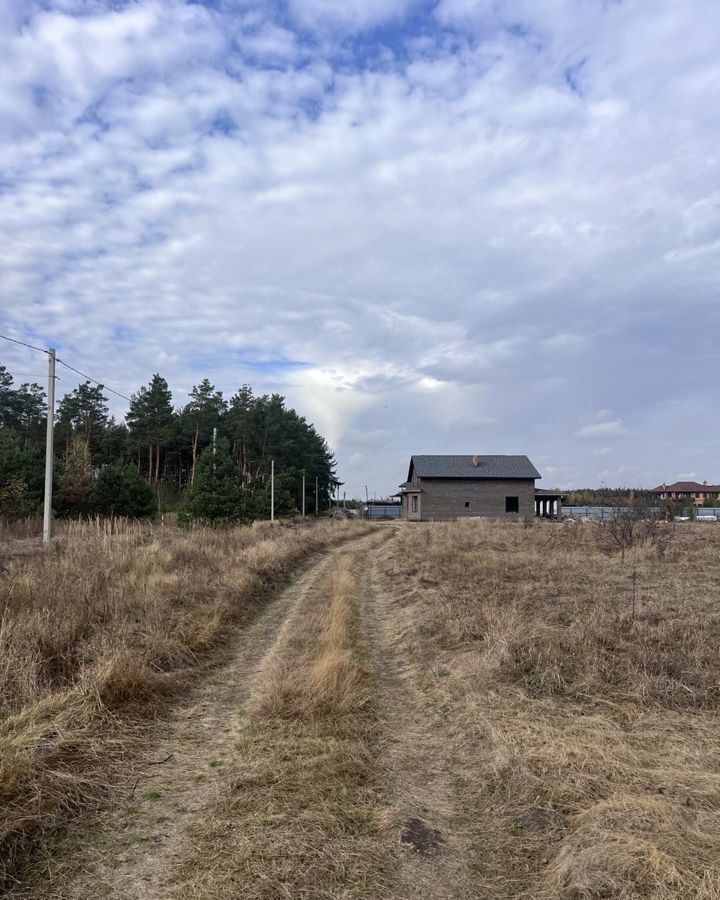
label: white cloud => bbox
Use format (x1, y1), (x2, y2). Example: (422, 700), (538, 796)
(287, 0), (416, 33)
(2, 1), (720, 497)
(576, 420), (628, 440)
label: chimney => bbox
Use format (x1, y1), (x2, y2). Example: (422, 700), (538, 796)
(704, 480), (708, 485)
(472, 455), (479, 467)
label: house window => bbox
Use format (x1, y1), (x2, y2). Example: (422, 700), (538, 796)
(465, 501), (470, 508)
(505, 496), (519, 513)
(411, 495), (418, 513)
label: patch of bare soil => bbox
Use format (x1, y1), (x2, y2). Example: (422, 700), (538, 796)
(7, 542), (359, 900)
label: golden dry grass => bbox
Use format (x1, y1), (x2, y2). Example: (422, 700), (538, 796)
(253, 562), (370, 720)
(0, 517), (372, 888)
(172, 549), (387, 900)
(379, 519), (720, 899)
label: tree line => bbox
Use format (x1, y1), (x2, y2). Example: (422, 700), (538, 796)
(0, 366), (337, 523)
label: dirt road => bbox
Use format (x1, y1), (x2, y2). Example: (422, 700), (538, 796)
(10, 526), (480, 900)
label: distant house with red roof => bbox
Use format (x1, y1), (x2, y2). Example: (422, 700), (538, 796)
(651, 481), (720, 506)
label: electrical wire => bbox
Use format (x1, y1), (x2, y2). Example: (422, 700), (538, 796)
(55, 357), (132, 402)
(1, 332), (132, 403)
(0, 333), (49, 354)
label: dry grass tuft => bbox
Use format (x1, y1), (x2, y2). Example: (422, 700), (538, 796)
(0, 517), (372, 888)
(545, 795), (706, 899)
(254, 562), (369, 720)
(379, 519), (720, 899)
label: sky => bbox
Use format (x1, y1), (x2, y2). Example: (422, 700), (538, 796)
(1, 0), (720, 497)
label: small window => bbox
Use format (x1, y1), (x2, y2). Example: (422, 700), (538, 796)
(411, 495), (418, 513)
(505, 496), (519, 513)
(464, 501), (470, 508)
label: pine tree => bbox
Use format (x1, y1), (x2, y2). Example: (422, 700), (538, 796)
(96, 420), (130, 467)
(180, 379), (227, 485)
(92, 462), (157, 518)
(13, 382), (46, 444)
(56, 381), (109, 460)
(0, 430), (45, 510)
(0, 366), (15, 428)
(0, 362), (338, 521)
(179, 438), (254, 525)
(0, 366), (46, 442)
(126, 374), (174, 483)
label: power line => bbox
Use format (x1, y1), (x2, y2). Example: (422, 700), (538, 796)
(0, 333), (49, 355)
(1, 332), (133, 403)
(56, 357), (132, 402)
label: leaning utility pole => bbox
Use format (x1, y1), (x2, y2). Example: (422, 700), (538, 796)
(43, 348), (56, 545)
(270, 458), (275, 522)
(315, 475), (319, 516)
(302, 470), (306, 518)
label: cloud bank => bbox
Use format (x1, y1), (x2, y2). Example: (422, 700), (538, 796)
(1, 0), (720, 495)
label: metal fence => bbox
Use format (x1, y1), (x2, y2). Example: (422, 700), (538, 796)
(363, 504), (403, 519)
(563, 506), (720, 521)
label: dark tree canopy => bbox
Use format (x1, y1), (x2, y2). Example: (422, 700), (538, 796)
(56, 381), (109, 460)
(0, 362), (336, 521)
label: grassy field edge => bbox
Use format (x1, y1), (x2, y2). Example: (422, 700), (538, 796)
(0, 519), (374, 889)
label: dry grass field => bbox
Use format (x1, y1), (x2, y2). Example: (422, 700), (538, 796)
(378, 519), (720, 899)
(3, 516), (720, 899)
(0, 517), (372, 889)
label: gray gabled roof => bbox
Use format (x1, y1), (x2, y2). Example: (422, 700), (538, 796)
(408, 455), (541, 481)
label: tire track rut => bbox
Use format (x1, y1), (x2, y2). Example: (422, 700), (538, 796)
(360, 528), (479, 900)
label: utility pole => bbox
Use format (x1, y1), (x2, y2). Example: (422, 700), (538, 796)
(270, 458), (275, 522)
(315, 475), (319, 516)
(343, 491), (346, 509)
(302, 470), (306, 518)
(43, 348), (56, 545)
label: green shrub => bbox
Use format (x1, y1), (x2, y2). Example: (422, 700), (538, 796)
(92, 462), (157, 518)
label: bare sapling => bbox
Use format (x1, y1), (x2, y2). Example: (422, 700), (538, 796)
(606, 496), (665, 563)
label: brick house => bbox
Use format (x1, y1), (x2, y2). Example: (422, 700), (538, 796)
(651, 481), (720, 506)
(398, 455), (542, 521)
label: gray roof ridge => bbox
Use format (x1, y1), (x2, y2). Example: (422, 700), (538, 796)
(408, 454), (541, 480)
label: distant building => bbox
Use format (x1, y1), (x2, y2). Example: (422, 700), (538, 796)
(398, 455), (545, 521)
(651, 481), (720, 506)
